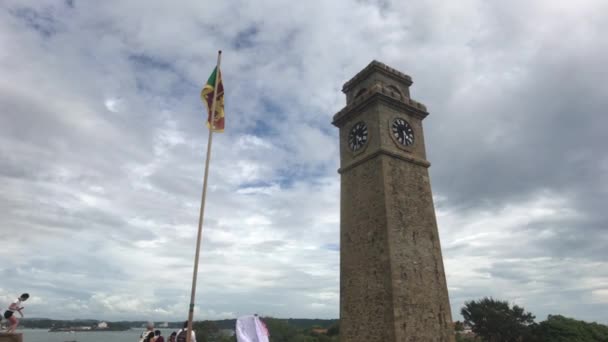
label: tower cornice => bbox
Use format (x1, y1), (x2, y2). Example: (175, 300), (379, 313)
(342, 60), (413, 93)
(332, 88), (428, 127)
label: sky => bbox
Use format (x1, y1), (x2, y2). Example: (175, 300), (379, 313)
(1, 0), (607, 324)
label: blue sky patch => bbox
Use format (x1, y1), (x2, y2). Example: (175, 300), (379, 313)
(232, 25), (259, 50)
(322, 243), (339, 251)
(10, 6), (58, 38)
(128, 53), (173, 71)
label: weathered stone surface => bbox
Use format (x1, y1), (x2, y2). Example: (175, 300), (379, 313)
(334, 61), (454, 342)
(0, 333), (23, 342)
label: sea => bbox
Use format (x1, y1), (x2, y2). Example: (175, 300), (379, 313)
(20, 328), (153, 342)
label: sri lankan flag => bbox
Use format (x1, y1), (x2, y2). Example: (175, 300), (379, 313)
(201, 67), (225, 132)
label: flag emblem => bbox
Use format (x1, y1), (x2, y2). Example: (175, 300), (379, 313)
(201, 67), (225, 132)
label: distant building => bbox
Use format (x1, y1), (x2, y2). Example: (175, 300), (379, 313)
(311, 328), (328, 335)
(97, 322), (109, 329)
(160, 322), (169, 328)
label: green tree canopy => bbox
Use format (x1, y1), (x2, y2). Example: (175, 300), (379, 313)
(193, 321), (220, 342)
(265, 318), (299, 342)
(326, 322), (339, 337)
(461, 297), (535, 342)
(529, 315), (608, 342)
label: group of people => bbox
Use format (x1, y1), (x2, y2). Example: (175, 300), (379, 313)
(140, 315), (270, 342)
(2, 292), (268, 342)
(2, 293), (29, 333)
(139, 321), (196, 342)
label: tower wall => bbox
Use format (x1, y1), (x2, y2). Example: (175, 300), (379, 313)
(383, 156), (453, 341)
(334, 60), (454, 342)
(340, 157), (394, 342)
(0, 333), (23, 342)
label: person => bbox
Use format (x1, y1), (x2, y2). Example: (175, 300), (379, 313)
(4, 293), (29, 333)
(155, 329), (165, 342)
(139, 321), (155, 342)
(168, 331), (177, 342)
(175, 321), (196, 342)
(144, 331), (155, 342)
(236, 314), (269, 342)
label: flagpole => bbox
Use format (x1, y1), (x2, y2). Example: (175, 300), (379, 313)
(186, 50), (222, 342)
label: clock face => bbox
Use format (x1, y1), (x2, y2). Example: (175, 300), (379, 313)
(348, 121), (368, 152)
(391, 118), (415, 146)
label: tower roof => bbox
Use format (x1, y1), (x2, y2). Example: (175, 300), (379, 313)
(342, 60), (413, 93)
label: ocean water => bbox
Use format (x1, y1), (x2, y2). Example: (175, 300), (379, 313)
(20, 328), (161, 342)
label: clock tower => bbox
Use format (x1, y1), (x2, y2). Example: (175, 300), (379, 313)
(332, 61), (454, 342)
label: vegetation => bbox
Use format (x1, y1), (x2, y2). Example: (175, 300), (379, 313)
(461, 297), (535, 341)
(191, 318), (338, 342)
(458, 298), (608, 342)
(192, 320), (231, 342)
(14, 307), (608, 342)
(263, 318), (338, 342)
(528, 315), (608, 342)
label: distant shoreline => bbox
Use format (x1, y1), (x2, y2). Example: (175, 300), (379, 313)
(48, 328), (131, 332)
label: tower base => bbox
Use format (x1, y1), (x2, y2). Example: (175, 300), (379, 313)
(0, 333), (23, 342)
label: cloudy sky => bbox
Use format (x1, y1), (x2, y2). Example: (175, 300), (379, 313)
(1, 0), (607, 324)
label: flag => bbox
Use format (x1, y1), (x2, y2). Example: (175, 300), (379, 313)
(201, 67), (225, 132)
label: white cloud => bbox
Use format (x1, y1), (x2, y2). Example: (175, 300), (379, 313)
(104, 97), (125, 113)
(0, 0), (606, 324)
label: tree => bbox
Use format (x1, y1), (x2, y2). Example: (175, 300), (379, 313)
(529, 315), (608, 342)
(193, 321), (220, 342)
(216, 336), (237, 342)
(326, 322), (339, 337)
(454, 321), (465, 332)
(455, 335), (478, 342)
(264, 318), (299, 342)
(461, 297), (535, 342)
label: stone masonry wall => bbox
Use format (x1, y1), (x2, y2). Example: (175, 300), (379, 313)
(383, 156), (454, 342)
(0, 333), (23, 342)
(337, 60), (454, 342)
(340, 157), (395, 342)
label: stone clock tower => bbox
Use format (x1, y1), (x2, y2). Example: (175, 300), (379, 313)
(332, 61), (454, 342)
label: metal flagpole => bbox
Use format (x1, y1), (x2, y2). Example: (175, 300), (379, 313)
(186, 50), (222, 342)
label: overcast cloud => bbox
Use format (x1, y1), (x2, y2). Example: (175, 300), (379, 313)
(1, 0), (607, 323)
